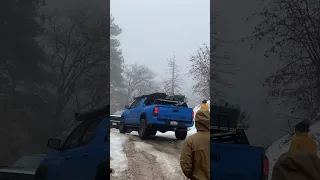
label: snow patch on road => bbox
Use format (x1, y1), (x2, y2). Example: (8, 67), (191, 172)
(110, 130), (128, 177)
(134, 141), (185, 180)
(156, 129), (197, 139)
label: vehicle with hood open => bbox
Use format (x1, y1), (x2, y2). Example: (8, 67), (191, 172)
(120, 92), (194, 140)
(210, 105), (269, 180)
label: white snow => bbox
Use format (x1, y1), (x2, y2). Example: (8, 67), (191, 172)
(110, 129), (128, 177)
(266, 121), (320, 179)
(133, 141), (185, 180)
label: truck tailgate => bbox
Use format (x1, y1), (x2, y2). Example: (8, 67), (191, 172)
(156, 105), (193, 122)
(211, 142), (264, 180)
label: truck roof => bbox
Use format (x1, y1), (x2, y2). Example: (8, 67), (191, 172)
(75, 105), (110, 121)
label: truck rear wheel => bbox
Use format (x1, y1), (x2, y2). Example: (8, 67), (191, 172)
(119, 119), (127, 134)
(138, 119), (149, 140)
(175, 129), (187, 140)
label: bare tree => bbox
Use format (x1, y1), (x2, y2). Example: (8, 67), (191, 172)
(211, 44), (235, 98)
(44, 8), (109, 132)
(164, 56), (183, 95)
(250, 0), (320, 120)
(216, 99), (251, 130)
(189, 44), (210, 99)
(210, 14), (236, 100)
(123, 63), (157, 104)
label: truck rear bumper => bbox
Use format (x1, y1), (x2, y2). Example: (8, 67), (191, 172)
(148, 117), (194, 128)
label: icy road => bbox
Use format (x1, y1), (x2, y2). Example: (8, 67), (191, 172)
(110, 128), (196, 180)
(110, 102), (207, 180)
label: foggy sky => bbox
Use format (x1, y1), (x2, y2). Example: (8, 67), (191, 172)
(212, 0), (289, 146)
(111, 0), (210, 106)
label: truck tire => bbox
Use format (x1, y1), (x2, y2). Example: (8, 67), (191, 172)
(34, 165), (47, 180)
(138, 118), (149, 140)
(175, 129), (187, 140)
(119, 119), (127, 134)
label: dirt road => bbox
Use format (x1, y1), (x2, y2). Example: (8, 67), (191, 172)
(111, 129), (189, 180)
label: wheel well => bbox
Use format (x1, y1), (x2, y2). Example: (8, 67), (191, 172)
(95, 159), (109, 179)
(140, 113), (146, 121)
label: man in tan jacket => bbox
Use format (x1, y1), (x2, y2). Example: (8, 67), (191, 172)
(180, 110), (210, 180)
(271, 152), (320, 180)
(289, 121), (317, 155)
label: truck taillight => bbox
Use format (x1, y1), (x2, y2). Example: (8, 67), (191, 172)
(263, 156), (269, 178)
(192, 111), (194, 120)
(153, 107), (159, 116)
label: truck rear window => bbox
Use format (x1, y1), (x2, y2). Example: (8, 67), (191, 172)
(146, 99), (188, 107)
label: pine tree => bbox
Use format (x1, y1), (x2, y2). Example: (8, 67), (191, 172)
(110, 16), (125, 112)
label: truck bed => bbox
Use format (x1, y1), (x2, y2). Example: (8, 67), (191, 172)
(211, 142), (265, 180)
(156, 104), (193, 122)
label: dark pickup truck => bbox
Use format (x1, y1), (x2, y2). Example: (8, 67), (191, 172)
(210, 106), (269, 180)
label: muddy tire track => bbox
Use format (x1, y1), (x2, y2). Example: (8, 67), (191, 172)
(112, 139), (166, 180)
(126, 134), (188, 180)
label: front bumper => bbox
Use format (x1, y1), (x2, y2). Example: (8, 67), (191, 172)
(110, 120), (120, 129)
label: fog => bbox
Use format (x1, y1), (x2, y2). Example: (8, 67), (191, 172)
(111, 0), (210, 106)
(212, 0), (289, 146)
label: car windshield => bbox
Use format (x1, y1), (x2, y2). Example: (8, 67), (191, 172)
(113, 110), (124, 115)
(12, 155), (45, 169)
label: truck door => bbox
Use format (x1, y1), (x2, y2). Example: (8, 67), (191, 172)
(132, 98), (146, 125)
(58, 123), (88, 180)
(127, 98), (143, 126)
(125, 100), (139, 124)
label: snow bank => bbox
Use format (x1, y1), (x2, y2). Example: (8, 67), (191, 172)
(266, 122), (320, 179)
(110, 129), (128, 177)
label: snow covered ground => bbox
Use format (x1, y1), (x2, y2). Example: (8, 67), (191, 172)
(133, 141), (185, 180)
(110, 131), (128, 177)
(266, 121), (320, 179)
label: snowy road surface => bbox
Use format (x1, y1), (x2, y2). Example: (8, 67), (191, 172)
(110, 128), (196, 180)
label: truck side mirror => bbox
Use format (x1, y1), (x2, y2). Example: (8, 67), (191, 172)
(47, 138), (61, 150)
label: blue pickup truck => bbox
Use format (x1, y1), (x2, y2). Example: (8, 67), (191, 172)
(119, 93), (194, 140)
(34, 106), (110, 180)
(211, 106), (269, 180)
